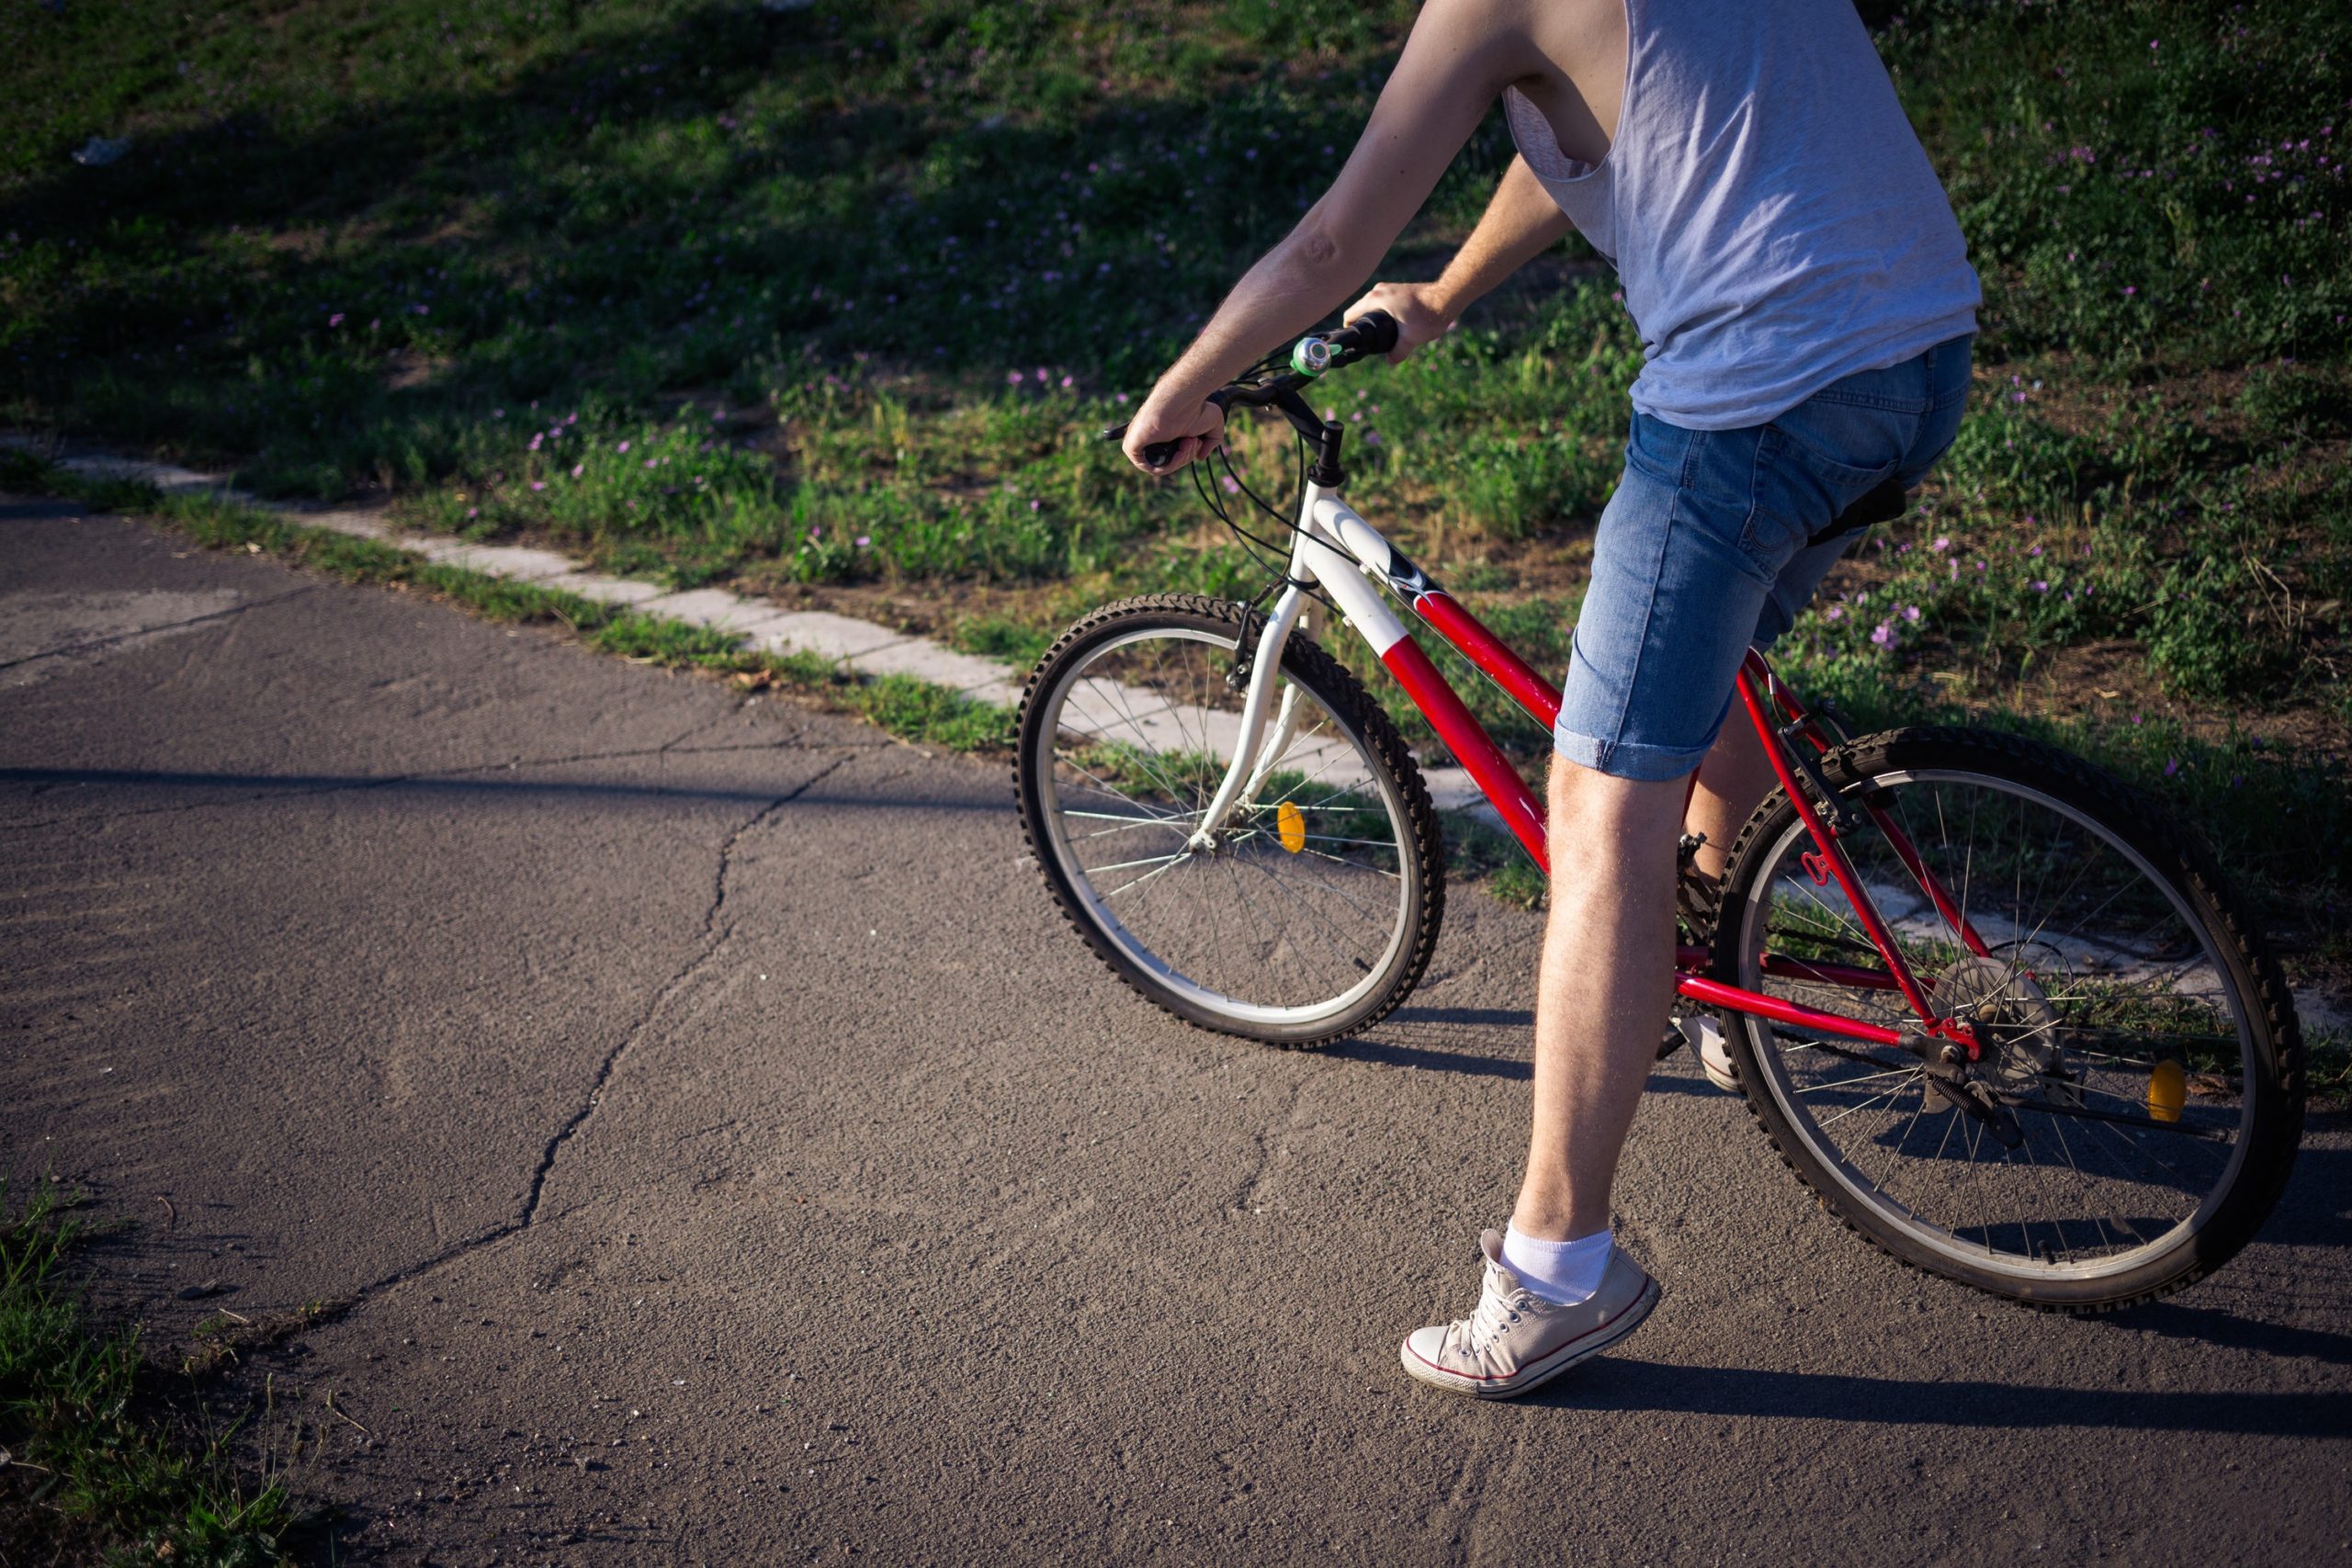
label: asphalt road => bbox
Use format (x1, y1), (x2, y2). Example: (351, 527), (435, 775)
(5, 498), (2349, 1566)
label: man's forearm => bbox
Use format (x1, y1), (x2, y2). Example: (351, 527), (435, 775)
(1427, 155), (1571, 319)
(1147, 156), (1567, 409)
(1147, 216), (1368, 411)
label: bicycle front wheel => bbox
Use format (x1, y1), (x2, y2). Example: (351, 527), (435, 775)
(1710, 726), (2303, 1312)
(1015, 594), (1444, 1046)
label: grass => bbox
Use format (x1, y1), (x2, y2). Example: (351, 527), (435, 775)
(0, 1175), (299, 1565)
(1, 2), (2345, 972)
(2, 444), (1018, 758)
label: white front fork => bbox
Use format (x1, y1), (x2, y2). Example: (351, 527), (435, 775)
(1187, 482), (1414, 846)
(1185, 582), (1309, 850)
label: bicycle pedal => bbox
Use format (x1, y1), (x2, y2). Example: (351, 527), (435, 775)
(1657, 1020), (1687, 1061)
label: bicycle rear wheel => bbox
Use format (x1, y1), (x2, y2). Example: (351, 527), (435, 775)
(1710, 726), (2303, 1312)
(1015, 594), (1444, 1046)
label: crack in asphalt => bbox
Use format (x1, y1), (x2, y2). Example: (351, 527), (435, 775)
(514, 749), (854, 1229)
(1232, 1064), (1335, 1216)
(350, 748), (858, 1300)
(0, 583), (321, 672)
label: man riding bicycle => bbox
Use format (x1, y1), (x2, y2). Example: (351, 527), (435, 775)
(1120, 0), (1977, 1396)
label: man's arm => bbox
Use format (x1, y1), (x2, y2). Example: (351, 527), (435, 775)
(1346, 154), (1570, 361)
(1121, 0), (1530, 472)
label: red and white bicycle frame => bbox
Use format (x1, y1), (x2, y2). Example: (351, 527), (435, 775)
(1195, 478), (1990, 1060)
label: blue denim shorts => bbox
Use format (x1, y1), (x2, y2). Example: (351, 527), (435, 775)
(1554, 335), (1973, 780)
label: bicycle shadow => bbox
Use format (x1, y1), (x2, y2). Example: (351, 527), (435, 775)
(1336, 1007), (1729, 1095)
(1344, 1023), (2352, 1366)
(1531, 1355), (2352, 1437)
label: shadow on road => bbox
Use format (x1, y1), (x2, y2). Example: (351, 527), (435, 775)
(2126, 1299), (2352, 1368)
(1327, 1035), (1531, 1082)
(1338, 1010), (1737, 1098)
(1536, 1357), (2352, 1438)
(0, 765), (1005, 816)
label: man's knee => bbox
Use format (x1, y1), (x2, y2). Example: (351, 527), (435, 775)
(1544, 754), (1691, 862)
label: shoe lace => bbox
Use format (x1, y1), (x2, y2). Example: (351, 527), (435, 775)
(1465, 1271), (1522, 1353)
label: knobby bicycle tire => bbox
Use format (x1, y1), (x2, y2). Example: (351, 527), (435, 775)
(1708, 725), (2303, 1313)
(1014, 594), (1447, 1047)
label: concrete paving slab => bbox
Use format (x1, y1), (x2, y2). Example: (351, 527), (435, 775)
(410, 539), (578, 581)
(960, 677), (1027, 709)
(56, 453), (229, 495)
(289, 507), (398, 541)
(532, 571), (667, 606)
(843, 638), (1018, 690)
(635, 586), (786, 632)
(746, 609), (910, 661)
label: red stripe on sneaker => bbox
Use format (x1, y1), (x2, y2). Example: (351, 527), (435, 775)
(1405, 1280), (1656, 1382)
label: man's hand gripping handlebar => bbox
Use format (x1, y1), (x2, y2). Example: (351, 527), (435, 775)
(1102, 311), (1402, 472)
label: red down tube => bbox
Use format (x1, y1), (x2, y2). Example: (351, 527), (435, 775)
(1379, 637), (1548, 870)
(1411, 592), (1563, 731)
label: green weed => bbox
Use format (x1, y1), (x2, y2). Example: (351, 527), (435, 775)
(949, 613), (1056, 669)
(0, 1176), (299, 1565)
(4, 0), (2346, 983)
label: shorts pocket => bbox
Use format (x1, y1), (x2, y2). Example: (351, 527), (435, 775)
(1740, 421), (1900, 570)
(1623, 411), (1696, 489)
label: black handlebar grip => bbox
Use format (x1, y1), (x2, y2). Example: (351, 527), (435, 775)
(1347, 310), (1400, 357)
(1101, 423), (1182, 468)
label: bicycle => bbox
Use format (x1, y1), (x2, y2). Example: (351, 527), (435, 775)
(1013, 311), (2305, 1313)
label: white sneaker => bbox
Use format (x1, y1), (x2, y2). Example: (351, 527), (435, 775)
(1684, 1013), (1739, 1093)
(1399, 1230), (1661, 1399)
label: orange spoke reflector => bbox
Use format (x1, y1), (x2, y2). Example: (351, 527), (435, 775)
(1276, 800), (1306, 853)
(2148, 1059), (2186, 1124)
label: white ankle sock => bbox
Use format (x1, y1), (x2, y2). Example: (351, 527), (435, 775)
(1500, 1224), (1613, 1305)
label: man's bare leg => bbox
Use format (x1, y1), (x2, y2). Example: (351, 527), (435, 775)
(1508, 756), (1690, 1243)
(1398, 765), (1677, 1393)
(1682, 711), (1781, 888)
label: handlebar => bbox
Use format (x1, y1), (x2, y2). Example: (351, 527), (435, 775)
(1102, 310), (1399, 469)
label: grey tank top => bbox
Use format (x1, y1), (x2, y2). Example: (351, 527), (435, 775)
(1504, 0), (1979, 429)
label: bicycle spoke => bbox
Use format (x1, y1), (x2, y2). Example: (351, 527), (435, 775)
(1728, 750), (2270, 1290)
(1031, 616), (1420, 1031)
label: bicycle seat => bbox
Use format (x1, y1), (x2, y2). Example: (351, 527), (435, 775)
(1810, 474), (1910, 547)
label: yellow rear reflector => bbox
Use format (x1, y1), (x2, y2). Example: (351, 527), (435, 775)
(2148, 1059), (2186, 1124)
(1276, 800), (1306, 853)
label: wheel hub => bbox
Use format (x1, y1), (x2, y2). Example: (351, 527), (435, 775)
(1932, 954), (2076, 1103)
